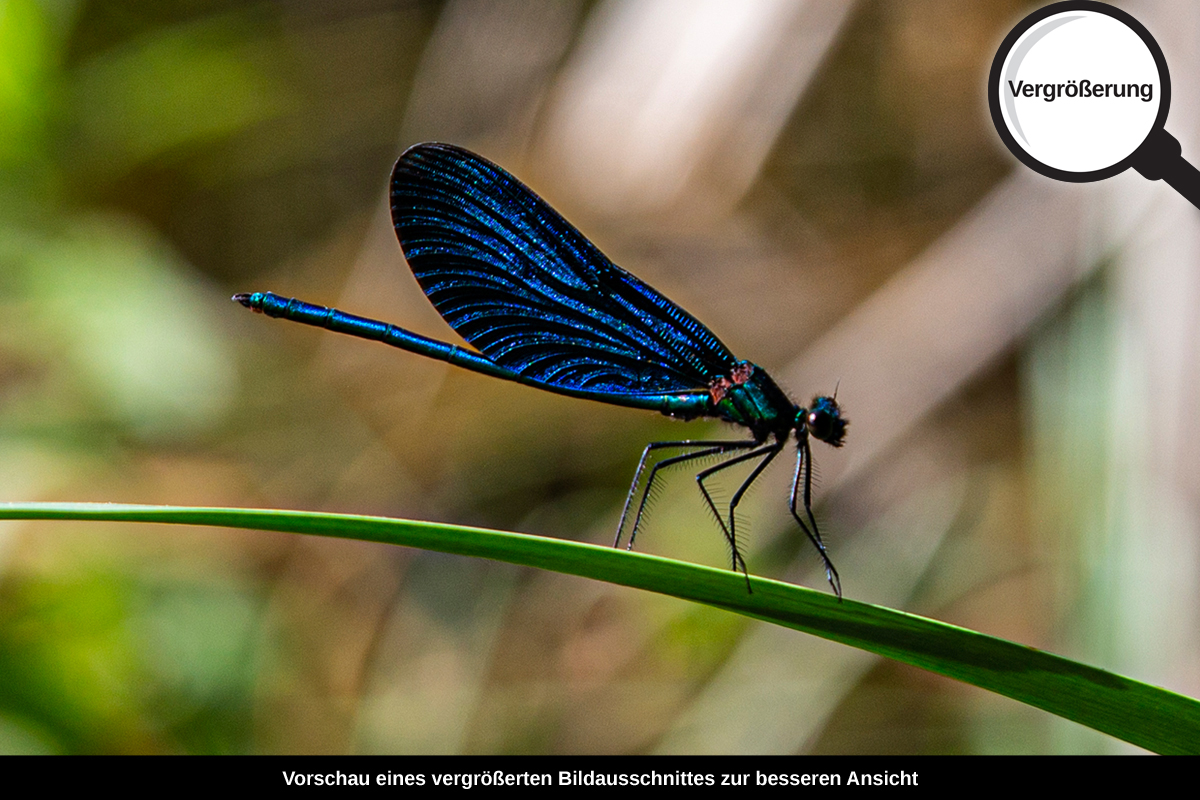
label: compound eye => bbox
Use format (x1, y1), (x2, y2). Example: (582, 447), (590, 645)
(806, 396), (847, 447)
(808, 408), (834, 440)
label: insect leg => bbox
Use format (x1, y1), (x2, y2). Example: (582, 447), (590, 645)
(789, 440), (842, 599)
(696, 443), (782, 584)
(615, 440), (758, 551)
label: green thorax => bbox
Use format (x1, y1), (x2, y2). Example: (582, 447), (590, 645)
(710, 363), (797, 436)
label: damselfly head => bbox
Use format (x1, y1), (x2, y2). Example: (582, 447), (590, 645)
(803, 396), (847, 447)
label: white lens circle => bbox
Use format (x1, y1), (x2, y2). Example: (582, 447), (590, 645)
(997, 10), (1162, 173)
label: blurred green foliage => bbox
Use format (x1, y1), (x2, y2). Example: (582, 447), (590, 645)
(0, 0), (432, 753)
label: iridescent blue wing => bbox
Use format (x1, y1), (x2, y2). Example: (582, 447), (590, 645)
(390, 143), (739, 396)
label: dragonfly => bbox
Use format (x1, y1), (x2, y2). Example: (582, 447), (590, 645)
(234, 142), (847, 596)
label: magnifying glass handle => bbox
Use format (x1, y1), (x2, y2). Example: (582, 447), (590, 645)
(1132, 128), (1200, 210)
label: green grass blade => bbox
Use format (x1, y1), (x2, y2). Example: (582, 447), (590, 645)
(2, 502), (1197, 754)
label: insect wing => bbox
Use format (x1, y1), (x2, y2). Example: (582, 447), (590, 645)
(391, 143), (739, 396)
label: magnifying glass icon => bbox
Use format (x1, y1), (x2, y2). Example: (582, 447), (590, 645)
(989, 1), (1200, 207)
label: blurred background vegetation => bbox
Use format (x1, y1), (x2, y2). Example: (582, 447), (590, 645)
(1, 0), (1198, 754)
